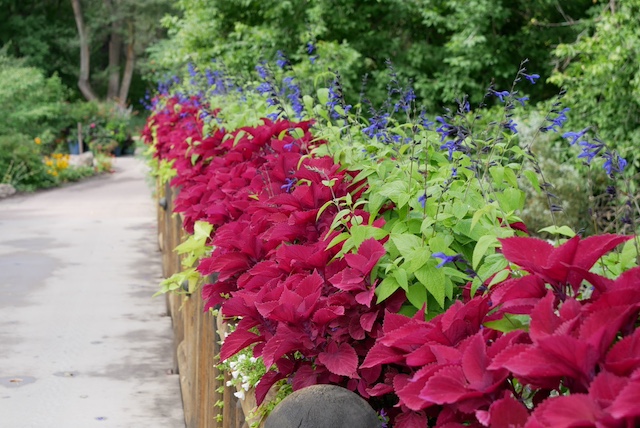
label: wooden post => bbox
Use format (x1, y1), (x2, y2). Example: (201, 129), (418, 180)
(77, 122), (84, 154)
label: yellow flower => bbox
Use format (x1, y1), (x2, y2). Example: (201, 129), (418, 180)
(34, 137), (42, 145)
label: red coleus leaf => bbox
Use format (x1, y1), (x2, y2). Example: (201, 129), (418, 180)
(588, 370), (628, 409)
(421, 365), (469, 405)
(477, 394), (529, 428)
(312, 306), (345, 325)
(329, 267), (365, 292)
(461, 332), (497, 390)
(611, 265), (640, 291)
(605, 328), (640, 377)
(499, 234), (631, 293)
(394, 372), (430, 411)
(197, 252), (250, 280)
(360, 341), (406, 369)
(220, 325), (263, 361)
(525, 394), (604, 428)
(394, 410), (428, 428)
(344, 238), (386, 274)
(317, 341), (359, 378)
(261, 324), (307, 368)
(255, 370), (286, 406)
(490, 275), (547, 315)
(608, 378), (640, 419)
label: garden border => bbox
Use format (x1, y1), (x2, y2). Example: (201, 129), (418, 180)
(157, 181), (257, 428)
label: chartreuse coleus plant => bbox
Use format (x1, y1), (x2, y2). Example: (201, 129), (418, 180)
(306, 61), (561, 318)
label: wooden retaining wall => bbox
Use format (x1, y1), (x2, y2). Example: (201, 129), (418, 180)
(157, 182), (255, 428)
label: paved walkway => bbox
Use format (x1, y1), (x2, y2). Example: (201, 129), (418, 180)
(0, 157), (184, 428)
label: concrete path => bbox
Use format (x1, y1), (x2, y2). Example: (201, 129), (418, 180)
(0, 157), (184, 428)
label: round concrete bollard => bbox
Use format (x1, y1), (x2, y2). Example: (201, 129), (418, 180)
(264, 384), (382, 428)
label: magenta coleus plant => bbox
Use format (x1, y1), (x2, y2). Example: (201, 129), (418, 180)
(144, 93), (405, 405)
(144, 92), (639, 427)
(363, 234), (640, 427)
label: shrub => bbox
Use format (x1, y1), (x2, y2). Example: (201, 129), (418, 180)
(0, 47), (69, 140)
(0, 134), (55, 191)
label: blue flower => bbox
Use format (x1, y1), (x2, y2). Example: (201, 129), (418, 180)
(326, 75), (352, 121)
(187, 62), (197, 78)
(523, 73), (540, 84)
(515, 96), (529, 107)
(419, 110), (434, 130)
(283, 77), (304, 119)
(504, 119), (518, 134)
(275, 50), (289, 69)
(435, 116), (455, 142)
(603, 151), (627, 176)
(255, 64), (269, 79)
(577, 139), (604, 164)
(491, 90), (510, 102)
(306, 42), (315, 55)
(561, 127), (589, 145)
(440, 139), (462, 160)
(362, 112), (390, 142)
(394, 87), (416, 113)
(418, 193), (427, 208)
(432, 252), (464, 268)
(256, 82), (272, 95)
(281, 177), (297, 193)
(541, 107), (570, 133)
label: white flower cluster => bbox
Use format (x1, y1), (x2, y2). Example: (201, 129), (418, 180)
(226, 354), (260, 400)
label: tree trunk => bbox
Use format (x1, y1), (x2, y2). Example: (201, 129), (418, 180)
(105, 0), (122, 101)
(118, 19), (135, 106)
(70, 0), (98, 101)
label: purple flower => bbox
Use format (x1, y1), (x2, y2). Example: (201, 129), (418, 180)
(419, 109), (434, 130)
(440, 139), (463, 160)
(394, 87), (416, 113)
(255, 64), (269, 79)
(379, 409), (389, 428)
(562, 127), (589, 145)
(418, 193), (427, 208)
(435, 116), (455, 142)
(275, 50), (289, 69)
(515, 96), (529, 107)
(281, 177), (297, 193)
(523, 73), (540, 84)
(491, 90), (510, 102)
(326, 74), (352, 122)
(306, 42), (316, 55)
(283, 77), (304, 119)
(577, 139), (604, 164)
(603, 151), (627, 176)
(256, 82), (272, 95)
(432, 252), (464, 268)
(362, 112), (390, 142)
(541, 107), (570, 132)
(187, 62), (197, 78)
(504, 119), (518, 134)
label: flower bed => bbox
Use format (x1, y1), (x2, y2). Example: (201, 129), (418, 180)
(144, 59), (639, 427)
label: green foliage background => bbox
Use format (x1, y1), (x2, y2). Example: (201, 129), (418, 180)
(147, 0), (596, 109)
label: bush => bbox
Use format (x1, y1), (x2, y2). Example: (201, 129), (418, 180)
(0, 134), (55, 191)
(0, 47), (69, 140)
